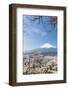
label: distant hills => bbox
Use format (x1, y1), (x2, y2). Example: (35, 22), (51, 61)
(33, 48), (57, 53)
(24, 47), (57, 56)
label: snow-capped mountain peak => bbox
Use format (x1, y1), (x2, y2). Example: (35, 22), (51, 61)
(40, 43), (56, 48)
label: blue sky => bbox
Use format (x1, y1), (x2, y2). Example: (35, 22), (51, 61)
(23, 15), (57, 51)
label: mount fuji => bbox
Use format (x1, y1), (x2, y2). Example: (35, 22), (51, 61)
(24, 43), (57, 55)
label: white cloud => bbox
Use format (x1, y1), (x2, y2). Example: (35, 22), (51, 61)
(41, 32), (47, 36)
(32, 28), (47, 37)
(40, 43), (56, 48)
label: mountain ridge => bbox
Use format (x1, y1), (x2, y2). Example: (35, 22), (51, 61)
(24, 47), (57, 54)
